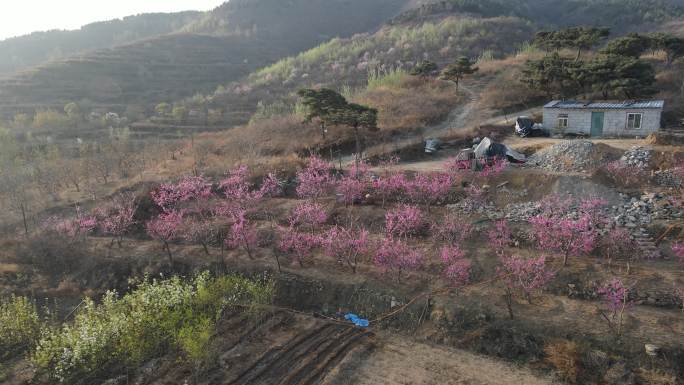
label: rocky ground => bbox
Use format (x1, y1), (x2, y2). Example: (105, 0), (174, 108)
(526, 140), (615, 173)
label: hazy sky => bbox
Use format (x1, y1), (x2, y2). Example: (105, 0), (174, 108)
(0, 1), (226, 40)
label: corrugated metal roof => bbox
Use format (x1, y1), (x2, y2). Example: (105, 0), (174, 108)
(544, 100), (665, 109)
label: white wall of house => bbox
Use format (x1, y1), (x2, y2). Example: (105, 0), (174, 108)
(543, 108), (662, 137)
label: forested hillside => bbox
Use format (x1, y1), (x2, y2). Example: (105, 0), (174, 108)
(0, 12), (202, 76)
(392, 0), (684, 31)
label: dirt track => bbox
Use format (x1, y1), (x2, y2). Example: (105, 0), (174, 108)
(325, 332), (557, 385)
(143, 309), (557, 385)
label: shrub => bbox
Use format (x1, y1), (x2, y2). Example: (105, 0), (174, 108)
(0, 295), (42, 360)
(33, 273), (273, 383)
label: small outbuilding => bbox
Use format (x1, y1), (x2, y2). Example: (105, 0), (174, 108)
(543, 100), (664, 137)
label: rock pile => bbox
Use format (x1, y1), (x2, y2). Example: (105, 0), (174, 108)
(654, 169), (684, 188)
(527, 141), (604, 172)
(610, 192), (684, 229)
(620, 146), (652, 168)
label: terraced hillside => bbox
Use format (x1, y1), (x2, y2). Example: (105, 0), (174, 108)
(0, 0), (410, 120)
(0, 12), (204, 77)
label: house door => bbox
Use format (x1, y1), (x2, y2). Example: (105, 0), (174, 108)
(591, 112), (604, 137)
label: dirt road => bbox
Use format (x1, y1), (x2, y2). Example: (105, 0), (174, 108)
(325, 332), (557, 385)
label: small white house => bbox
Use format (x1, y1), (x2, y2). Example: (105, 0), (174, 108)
(543, 100), (664, 137)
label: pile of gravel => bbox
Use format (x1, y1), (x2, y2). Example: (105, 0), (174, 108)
(620, 146), (652, 168)
(610, 192), (684, 228)
(527, 141), (605, 173)
(654, 169), (684, 188)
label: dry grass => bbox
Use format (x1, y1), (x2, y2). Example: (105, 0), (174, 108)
(636, 369), (678, 385)
(356, 76), (461, 136)
(543, 340), (583, 383)
(159, 75), (461, 178)
(655, 64), (684, 127)
(477, 52), (547, 114)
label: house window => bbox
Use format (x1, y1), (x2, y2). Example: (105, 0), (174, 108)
(627, 113), (642, 129)
(557, 114), (568, 129)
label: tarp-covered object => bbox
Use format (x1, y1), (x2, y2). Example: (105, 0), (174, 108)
(345, 313), (369, 328)
(425, 138), (442, 153)
(515, 116), (535, 137)
(474, 137), (526, 163)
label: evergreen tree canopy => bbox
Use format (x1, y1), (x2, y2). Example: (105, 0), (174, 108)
(650, 32), (684, 65)
(600, 33), (652, 58)
(410, 60), (438, 77)
(440, 57), (479, 88)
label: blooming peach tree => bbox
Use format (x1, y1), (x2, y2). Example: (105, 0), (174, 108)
(497, 255), (555, 318)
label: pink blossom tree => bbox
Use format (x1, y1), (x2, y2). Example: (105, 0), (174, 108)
(336, 161), (371, 206)
(385, 205), (424, 239)
(322, 225), (370, 273)
(277, 226), (321, 267)
(530, 214), (597, 266)
(440, 245), (471, 287)
(296, 156), (334, 200)
(183, 217), (218, 255)
(214, 165), (280, 259)
(76, 207), (98, 239)
(225, 210), (259, 259)
(97, 193), (138, 247)
(42, 206), (97, 243)
(479, 157), (508, 179)
(433, 214), (475, 245)
(151, 175), (213, 212)
(275, 201), (329, 268)
(217, 166), (281, 216)
(146, 210), (184, 263)
(374, 237), (423, 282)
(600, 228), (639, 267)
(288, 202), (328, 234)
(497, 255), (555, 318)
(371, 172), (409, 207)
(579, 197), (608, 227)
(488, 219), (512, 256)
(597, 278), (634, 337)
(407, 172), (453, 210)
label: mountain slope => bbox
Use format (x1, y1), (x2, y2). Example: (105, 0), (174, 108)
(166, 0), (684, 130)
(0, 12), (202, 77)
(391, 0), (684, 32)
(0, 0), (410, 120)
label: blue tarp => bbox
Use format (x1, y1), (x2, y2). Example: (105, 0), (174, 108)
(344, 313), (369, 328)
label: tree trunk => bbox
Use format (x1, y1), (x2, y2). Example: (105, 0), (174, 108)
(354, 126), (361, 170)
(505, 290), (514, 319)
(274, 254), (282, 273)
(575, 47), (582, 61)
(20, 203), (28, 235)
(164, 241), (173, 264)
(202, 243), (210, 256)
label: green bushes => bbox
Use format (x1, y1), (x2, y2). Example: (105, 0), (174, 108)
(32, 273), (273, 383)
(0, 295), (42, 360)
(367, 68), (410, 91)
(247, 16), (532, 89)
